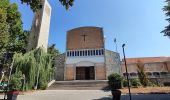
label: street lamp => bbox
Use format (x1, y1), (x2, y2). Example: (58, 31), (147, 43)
(122, 44), (132, 100)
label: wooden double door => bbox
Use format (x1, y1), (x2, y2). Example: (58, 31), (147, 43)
(76, 66), (95, 80)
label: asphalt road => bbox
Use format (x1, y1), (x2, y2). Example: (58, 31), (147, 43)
(0, 90), (170, 100)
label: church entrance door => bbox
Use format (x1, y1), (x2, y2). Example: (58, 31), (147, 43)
(76, 66), (95, 80)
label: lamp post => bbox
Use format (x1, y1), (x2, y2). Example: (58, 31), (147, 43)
(122, 44), (132, 100)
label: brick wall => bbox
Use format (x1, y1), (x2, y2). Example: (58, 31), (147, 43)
(121, 62), (169, 73)
(67, 27), (104, 50)
(65, 64), (75, 80)
(95, 63), (106, 80)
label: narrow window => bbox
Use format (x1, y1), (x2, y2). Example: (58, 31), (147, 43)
(99, 50), (101, 55)
(69, 52), (72, 57)
(72, 51), (74, 56)
(96, 50), (99, 55)
(80, 51), (82, 56)
(91, 50), (93, 56)
(82, 51), (85, 56)
(85, 50), (87, 56)
(77, 51), (79, 56)
(74, 51), (77, 56)
(93, 50), (95, 55)
(88, 50), (90, 56)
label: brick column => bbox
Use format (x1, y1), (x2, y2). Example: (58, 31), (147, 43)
(95, 63), (106, 80)
(65, 64), (75, 80)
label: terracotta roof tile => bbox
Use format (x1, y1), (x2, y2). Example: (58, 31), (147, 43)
(123, 57), (170, 63)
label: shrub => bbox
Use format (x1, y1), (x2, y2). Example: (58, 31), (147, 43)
(39, 82), (47, 90)
(131, 78), (141, 87)
(137, 61), (149, 86)
(147, 81), (157, 87)
(123, 78), (128, 87)
(13, 48), (53, 90)
(149, 80), (164, 87)
(2, 75), (8, 82)
(9, 71), (22, 91)
(108, 73), (122, 90)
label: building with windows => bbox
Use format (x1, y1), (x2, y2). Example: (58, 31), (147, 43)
(121, 57), (170, 79)
(55, 26), (121, 81)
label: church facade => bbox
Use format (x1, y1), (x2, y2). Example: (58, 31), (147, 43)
(55, 26), (121, 81)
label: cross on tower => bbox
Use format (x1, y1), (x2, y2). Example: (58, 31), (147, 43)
(81, 34), (88, 42)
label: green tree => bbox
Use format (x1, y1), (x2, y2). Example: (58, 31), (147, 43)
(21, 0), (74, 12)
(131, 78), (141, 87)
(137, 61), (149, 87)
(0, 8), (9, 84)
(162, 0), (170, 37)
(47, 44), (60, 58)
(19, 30), (30, 53)
(0, 0), (29, 53)
(47, 44), (60, 67)
(0, 8), (9, 53)
(0, 1), (29, 82)
(14, 48), (53, 90)
(6, 3), (24, 53)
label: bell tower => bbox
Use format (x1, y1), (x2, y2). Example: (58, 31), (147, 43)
(28, 0), (52, 52)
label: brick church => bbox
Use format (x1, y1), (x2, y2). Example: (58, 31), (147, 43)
(55, 26), (121, 81)
(26, 0), (120, 81)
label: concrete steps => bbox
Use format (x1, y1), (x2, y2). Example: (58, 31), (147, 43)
(47, 80), (109, 90)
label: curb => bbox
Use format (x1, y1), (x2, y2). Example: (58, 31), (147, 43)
(122, 92), (170, 95)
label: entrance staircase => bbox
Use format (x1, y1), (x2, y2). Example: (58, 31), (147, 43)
(47, 80), (109, 90)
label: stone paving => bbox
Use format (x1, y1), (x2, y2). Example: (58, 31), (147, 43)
(0, 90), (170, 100)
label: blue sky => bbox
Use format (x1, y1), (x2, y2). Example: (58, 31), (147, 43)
(11, 0), (170, 58)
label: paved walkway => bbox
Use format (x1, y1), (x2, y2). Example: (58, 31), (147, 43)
(0, 90), (170, 100)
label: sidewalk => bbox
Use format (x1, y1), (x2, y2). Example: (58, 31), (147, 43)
(0, 90), (170, 100)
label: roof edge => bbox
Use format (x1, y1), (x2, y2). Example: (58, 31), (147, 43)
(67, 26), (102, 32)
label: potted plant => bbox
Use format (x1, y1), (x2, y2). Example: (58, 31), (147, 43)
(7, 72), (22, 100)
(108, 73), (122, 100)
